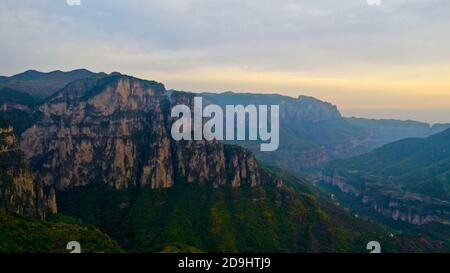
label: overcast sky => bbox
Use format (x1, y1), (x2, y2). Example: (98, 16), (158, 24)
(1, 0), (450, 123)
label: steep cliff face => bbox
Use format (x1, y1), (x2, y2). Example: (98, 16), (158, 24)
(169, 91), (262, 188)
(366, 198), (446, 226)
(319, 173), (361, 196)
(320, 172), (450, 226)
(19, 75), (266, 192)
(0, 120), (56, 219)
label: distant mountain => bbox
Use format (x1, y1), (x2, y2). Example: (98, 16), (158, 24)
(431, 123), (450, 133)
(195, 92), (450, 175)
(321, 129), (450, 228)
(0, 69), (103, 98)
(3, 69), (448, 178)
(189, 91), (371, 174)
(200, 92), (342, 121)
(346, 117), (450, 148)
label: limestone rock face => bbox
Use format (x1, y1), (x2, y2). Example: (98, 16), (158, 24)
(20, 75), (172, 190)
(169, 91), (262, 188)
(19, 75), (268, 191)
(0, 122), (56, 219)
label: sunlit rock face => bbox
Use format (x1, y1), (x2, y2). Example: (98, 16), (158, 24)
(0, 122), (56, 219)
(20, 75), (267, 191)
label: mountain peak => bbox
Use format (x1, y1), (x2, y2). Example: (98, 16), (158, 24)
(290, 95), (341, 120)
(0, 69), (102, 98)
(44, 73), (167, 110)
(12, 69), (45, 80)
(297, 95), (338, 108)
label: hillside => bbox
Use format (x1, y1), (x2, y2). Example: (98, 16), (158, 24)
(322, 129), (450, 228)
(56, 169), (450, 253)
(0, 209), (121, 253)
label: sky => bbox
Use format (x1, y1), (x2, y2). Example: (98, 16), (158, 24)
(1, 0), (450, 123)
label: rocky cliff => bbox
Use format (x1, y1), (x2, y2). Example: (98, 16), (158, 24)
(0, 119), (56, 219)
(279, 95), (341, 123)
(19, 75), (267, 192)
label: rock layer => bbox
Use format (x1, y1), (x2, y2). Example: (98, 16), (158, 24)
(20, 75), (266, 192)
(0, 121), (56, 219)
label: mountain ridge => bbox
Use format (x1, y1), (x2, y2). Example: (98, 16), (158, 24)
(321, 128), (450, 227)
(3, 69), (450, 178)
(2, 71), (447, 252)
(0, 69), (105, 98)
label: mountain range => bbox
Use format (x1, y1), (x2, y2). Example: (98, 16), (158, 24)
(346, 117), (450, 148)
(0, 69), (104, 98)
(321, 129), (450, 228)
(0, 69), (449, 252)
(2, 69), (448, 175)
(195, 91), (450, 174)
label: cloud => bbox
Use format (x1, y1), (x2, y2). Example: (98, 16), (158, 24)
(1, 0), (450, 122)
